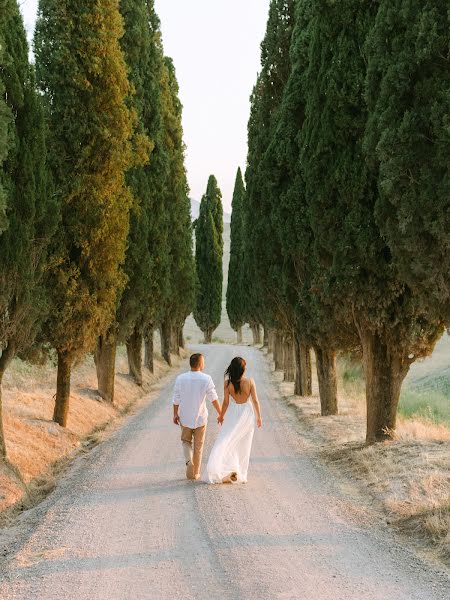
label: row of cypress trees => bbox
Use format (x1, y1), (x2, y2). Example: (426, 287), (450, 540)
(0, 0), (195, 457)
(228, 0), (449, 444)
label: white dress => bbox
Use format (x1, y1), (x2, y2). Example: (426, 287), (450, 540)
(205, 395), (255, 484)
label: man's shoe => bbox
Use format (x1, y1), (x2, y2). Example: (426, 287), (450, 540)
(186, 461), (195, 480)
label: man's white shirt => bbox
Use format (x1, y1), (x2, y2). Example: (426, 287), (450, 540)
(172, 371), (219, 428)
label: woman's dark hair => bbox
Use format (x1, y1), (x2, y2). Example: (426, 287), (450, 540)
(225, 357), (247, 393)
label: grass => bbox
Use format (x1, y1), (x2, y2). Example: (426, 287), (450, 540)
(399, 389), (450, 425)
(275, 350), (450, 564)
(337, 355), (450, 427)
(0, 340), (185, 521)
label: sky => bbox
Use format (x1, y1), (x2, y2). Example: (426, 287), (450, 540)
(19, 0), (271, 213)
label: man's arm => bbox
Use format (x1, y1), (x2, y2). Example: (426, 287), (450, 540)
(172, 377), (180, 425)
(207, 376), (221, 415)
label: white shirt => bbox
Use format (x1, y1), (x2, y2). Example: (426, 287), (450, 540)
(172, 371), (219, 429)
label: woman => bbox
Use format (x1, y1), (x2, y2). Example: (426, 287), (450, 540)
(205, 357), (262, 484)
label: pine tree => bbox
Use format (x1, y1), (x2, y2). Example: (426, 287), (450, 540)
(365, 1), (450, 324)
(301, 0), (442, 442)
(194, 176), (223, 343)
(0, 0), (55, 457)
(226, 168), (246, 343)
(35, 0), (137, 426)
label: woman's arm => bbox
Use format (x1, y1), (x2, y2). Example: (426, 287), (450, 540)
(218, 382), (230, 424)
(250, 379), (262, 428)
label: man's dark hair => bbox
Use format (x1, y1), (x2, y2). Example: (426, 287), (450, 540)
(190, 353), (203, 369)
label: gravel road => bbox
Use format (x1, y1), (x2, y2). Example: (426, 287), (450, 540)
(0, 344), (449, 600)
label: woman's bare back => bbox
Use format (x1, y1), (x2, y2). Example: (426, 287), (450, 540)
(227, 377), (253, 404)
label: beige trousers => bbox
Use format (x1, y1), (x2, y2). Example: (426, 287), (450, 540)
(180, 423), (207, 478)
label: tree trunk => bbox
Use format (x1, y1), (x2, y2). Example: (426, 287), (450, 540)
(294, 336), (312, 396)
(315, 346), (338, 416)
(267, 330), (275, 354)
(361, 330), (409, 444)
(178, 327), (185, 350)
(170, 325), (180, 356)
(274, 332), (284, 371)
(236, 327), (243, 345)
(126, 326), (143, 386)
(0, 342), (15, 460)
(94, 332), (117, 403)
(251, 323), (261, 345)
(53, 350), (72, 427)
(263, 327), (269, 348)
(0, 374), (6, 460)
(144, 327), (154, 374)
(284, 335), (295, 382)
(204, 329), (213, 344)
(160, 321), (172, 365)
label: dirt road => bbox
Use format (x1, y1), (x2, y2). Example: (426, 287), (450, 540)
(0, 345), (448, 599)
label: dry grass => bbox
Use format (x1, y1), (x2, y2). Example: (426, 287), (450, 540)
(0, 342), (184, 523)
(267, 350), (450, 564)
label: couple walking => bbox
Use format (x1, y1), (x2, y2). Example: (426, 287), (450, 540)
(172, 353), (262, 483)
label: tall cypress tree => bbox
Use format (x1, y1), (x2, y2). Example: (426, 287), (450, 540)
(0, 0), (55, 457)
(365, 1), (450, 324)
(0, 6), (11, 235)
(243, 0), (297, 353)
(94, 0), (159, 396)
(35, 0), (137, 426)
(194, 176), (223, 343)
(263, 0), (341, 410)
(301, 0), (442, 442)
(159, 57), (196, 363)
(226, 167), (246, 343)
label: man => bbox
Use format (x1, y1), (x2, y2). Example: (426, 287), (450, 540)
(172, 353), (220, 480)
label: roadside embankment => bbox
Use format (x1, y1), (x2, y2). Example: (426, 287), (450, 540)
(265, 349), (450, 565)
(0, 345), (185, 524)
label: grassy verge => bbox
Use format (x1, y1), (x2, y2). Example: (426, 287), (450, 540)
(269, 350), (450, 565)
(0, 343), (185, 525)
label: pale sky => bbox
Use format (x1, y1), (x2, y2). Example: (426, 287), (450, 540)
(19, 0), (270, 212)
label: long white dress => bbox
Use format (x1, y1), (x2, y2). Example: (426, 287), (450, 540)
(205, 395), (255, 484)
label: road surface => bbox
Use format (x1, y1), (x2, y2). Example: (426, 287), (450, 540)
(0, 344), (448, 599)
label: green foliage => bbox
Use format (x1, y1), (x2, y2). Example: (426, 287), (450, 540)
(194, 177), (223, 339)
(0, 6), (12, 234)
(34, 0), (137, 360)
(0, 0), (55, 366)
(161, 57), (196, 330)
(242, 0), (295, 333)
(226, 168), (246, 332)
(116, 0), (163, 343)
(365, 1), (450, 324)
(299, 0), (442, 362)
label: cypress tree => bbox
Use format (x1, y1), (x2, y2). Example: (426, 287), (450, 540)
(95, 0), (160, 395)
(0, 7), (11, 234)
(194, 176), (223, 343)
(226, 168), (246, 343)
(243, 0), (298, 358)
(263, 0), (339, 409)
(35, 0), (137, 426)
(0, 0), (55, 457)
(301, 0), (442, 442)
(365, 1), (450, 324)
(159, 57), (196, 363)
